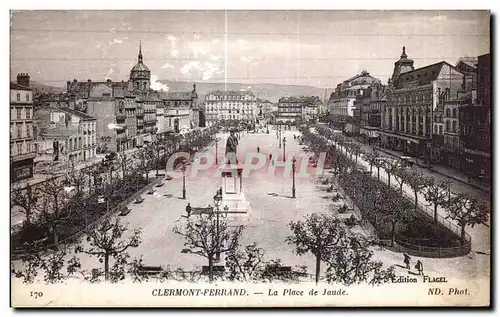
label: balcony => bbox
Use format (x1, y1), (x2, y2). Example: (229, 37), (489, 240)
(145, 117), (158, 124)
(137, 121), (144, 127)
(116, 133), (127, 141)
(136, 111), (144, 117)
(116, 113), (126, 120)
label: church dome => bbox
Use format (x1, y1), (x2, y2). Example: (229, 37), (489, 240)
(131, 62), (150, 72)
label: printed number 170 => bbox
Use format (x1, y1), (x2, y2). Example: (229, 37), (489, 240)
(30, 292), (43, 299)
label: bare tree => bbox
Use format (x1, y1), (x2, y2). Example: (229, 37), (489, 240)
(286, 213), (345, 284)
(37, 176), (74, 248)
(376, 188), (414, 247)
(225, 242), (265, 282)
(407, 170), (434, 214)
(11, 184), (40, 227)
(364, 150), (381, 174)
(325, 236), (395, 286)
(392, 166), (411, 193)
(350, 143), (364, 164)
(423, 180), (451, 225)
(382, 159), (400, 188)
(75, 217), (142, 281)
(11, 243), (81, 284)
(445, 193), (489, 245)
(173, 212), (244, 282)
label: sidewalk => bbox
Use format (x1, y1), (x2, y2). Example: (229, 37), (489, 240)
(376, 147), (490, 193)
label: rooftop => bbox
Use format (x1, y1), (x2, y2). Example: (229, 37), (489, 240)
(10, 83), (32, 91)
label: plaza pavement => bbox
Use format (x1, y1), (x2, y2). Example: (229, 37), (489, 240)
(65, 126), (489, 284)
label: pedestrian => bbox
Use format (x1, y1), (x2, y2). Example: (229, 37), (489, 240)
(403, 253), (411, 269)
(185, 203), (192, 218)
(415, 260), (423, 275)
(257, 146), (260, 153)
(294, 134), (296, 140)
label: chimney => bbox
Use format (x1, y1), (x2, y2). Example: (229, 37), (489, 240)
(17, 73), (30, 88)
(67, 80), (71, 91)
(87, 79), (92, 83)
(107, 79), (112, 83)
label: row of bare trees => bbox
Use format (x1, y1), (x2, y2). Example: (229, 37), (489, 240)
(301, 125), (489, 247)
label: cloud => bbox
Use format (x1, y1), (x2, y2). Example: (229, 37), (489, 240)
(430, 15), (448, 22)
(240, 86), (252, 91)
(108, 37), (128, 46)
(210, 55), (222, 61)
(240, 56), (253, 62)
(189, 41), (207, 59)
(104, 64), (115, 80)
(167, 35), (177, 42)
(180, 61), (223, 81)
(171, 49), (179, 58)
(161, 62), (175, 69)
(211, 39), (219, 45)
(150, 74), (169, 92)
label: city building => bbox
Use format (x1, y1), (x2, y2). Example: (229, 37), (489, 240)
(276, 96), (321, 125)
(328, 70), (382, 131)
(34, 106), (97, 165)
(204, 90), (257, 127)
(380, 47), (465, 162)
(65, 43), (160, 152)
(161, 84), (199, 134)
(459, 53), (491, 183)
(10, 73), (36, 182)
(352, 83), (386, 143)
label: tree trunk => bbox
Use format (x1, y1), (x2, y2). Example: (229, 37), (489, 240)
(387, 174), (391, 187)
(460, 224), (466, 246)
(208, 254), (214, 282)
(315, 254), (321, 285)
(414, 191), (418, 213)
(104, 253), (110, 281)
(400, 183), (404, 192)
(434, 203), (438, 225)
(377, 168), (380, 180)
(369, 165), (373, 173)
(389, 222), (395, 247)
(53, 225), (59, 249)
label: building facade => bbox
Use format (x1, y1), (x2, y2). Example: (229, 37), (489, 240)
(276, 96), (321, 125)
(35, 107), (97, 165)
(459, 53), (491, 183)
(66, 44), (159, 152)
(204, 90), (257, 127)
(10, 73), (36, 182)
(161, 84), (199, 134)
(380, 47), (465, 162)
(352, 83), (386, 143)
(328, 70), (382, 131)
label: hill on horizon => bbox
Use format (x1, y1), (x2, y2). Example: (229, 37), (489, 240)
(159, 80), (331, 103)
(32, 80), (333, 103)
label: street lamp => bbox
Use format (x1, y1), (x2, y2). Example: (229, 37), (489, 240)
(283, 137), (287, 161)
(292, 156), (296, 198)
(181, 164), (187, 199)
(279, 127), (282, 148)
(215, 137), (220, 165)
(213, 188), (228, 261)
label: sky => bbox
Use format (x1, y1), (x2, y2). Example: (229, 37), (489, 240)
(10, 10), (490, 89)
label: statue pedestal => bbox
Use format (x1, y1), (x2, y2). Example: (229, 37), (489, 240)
(220, 165), (252, 225)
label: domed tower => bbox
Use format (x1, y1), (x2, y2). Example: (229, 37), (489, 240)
(130, 41), (151, 91)
(390, 46), (415, 86)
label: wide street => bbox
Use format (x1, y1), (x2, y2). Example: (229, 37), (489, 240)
(69, 126), (490, 284)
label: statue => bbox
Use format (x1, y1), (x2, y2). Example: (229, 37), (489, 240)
(225, 129), (239, 164)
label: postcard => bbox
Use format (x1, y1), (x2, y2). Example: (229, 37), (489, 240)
(10, 9), (491, 307)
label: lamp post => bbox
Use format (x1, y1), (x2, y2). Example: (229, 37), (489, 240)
(292, 156), (296, 198)
(283, 137), (287, 161)
(279, 127), (282, 148)
(181, 164), (187, 199)
(213, 189), (229, 261)
(215, 137), (220, 165)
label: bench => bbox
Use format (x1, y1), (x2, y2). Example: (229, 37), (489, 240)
(201, 266), (225, 275)
(147, 189), (156, 195)
(155, 182), (165, 188)
(119, 207), (132, 216)
(137, 265), (163, 276)
(135, 197), (144, 204)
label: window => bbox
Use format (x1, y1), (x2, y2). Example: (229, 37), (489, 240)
(17, 108), (21, 119)
(16, 93), (20, 101)
(16, 124), (22, 138)
(25, 94), (29, 102)
(27, 142), (31, 153)
(452, 108), (457, 118)
(25, 108), (31, 119)
(452, 121), (457, 133)
(17, 142), (22, 155)
(445, 121), (450, 132)
(445, 108), (450, 117)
